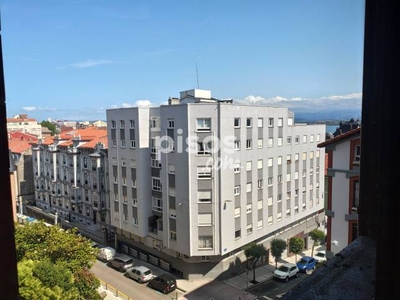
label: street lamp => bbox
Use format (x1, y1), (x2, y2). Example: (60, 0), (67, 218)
(54, 212), (58, 226)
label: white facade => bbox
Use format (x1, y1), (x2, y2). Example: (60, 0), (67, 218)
(7, 115), (42, 137)
(107, 89), (326, 279)
(31, 130), (112, 242)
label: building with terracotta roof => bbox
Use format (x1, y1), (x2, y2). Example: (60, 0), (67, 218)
(8, 132), (39, 221)
(7, 114), (42, 137)
(30, 127), (113, 243)
(317, 127), (360, 258)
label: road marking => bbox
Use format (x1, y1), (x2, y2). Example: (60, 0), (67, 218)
(276, 293), (286, 298)
(261, 296), (274, 300)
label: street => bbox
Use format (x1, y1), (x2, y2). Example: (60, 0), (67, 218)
(91, 259), (181, 300)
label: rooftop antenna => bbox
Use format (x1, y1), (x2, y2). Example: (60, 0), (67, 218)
(196, 63), (200, 89)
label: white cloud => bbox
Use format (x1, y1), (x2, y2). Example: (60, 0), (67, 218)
(22, 106), (57, 112)
(110, 100), (155, 109)
(237, 92), (362, 112)
(58, 59), (125, 69)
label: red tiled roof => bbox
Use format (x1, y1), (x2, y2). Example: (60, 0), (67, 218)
(7, 117), (37, 123)
(8, 133), (38, 154)
(317, 127), (361, 148)
(8, 131), (39, 141)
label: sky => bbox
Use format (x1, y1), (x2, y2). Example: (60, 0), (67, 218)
(1, 0), (365, 121)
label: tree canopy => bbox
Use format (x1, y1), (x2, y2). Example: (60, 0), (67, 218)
(289, 237), (304, 262)
(15, 221), (101, 300)
(244, 242), (267, 283)
(309, 229), (326, 256)
(40, 120), (57, 135)
(270, 238), (287, 269)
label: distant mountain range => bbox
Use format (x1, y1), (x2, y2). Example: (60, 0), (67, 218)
(293, 109), (361, 123)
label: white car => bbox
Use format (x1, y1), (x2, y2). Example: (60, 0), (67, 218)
(314, 250), (327, 263)
(273, 263), (299, 282)
(126, 266), (154, 283)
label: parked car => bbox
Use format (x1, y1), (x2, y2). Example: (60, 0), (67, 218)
(273, 263), (299, 282)
(296, 256), (316, 272)
(314, 250), (327, 263)
(108, 255), (134, 272)
(97, 247), (116, 262)
(147, 274), (177, 294)
(126, 266), (154, 283)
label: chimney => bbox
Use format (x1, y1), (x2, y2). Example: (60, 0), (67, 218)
(168, 97), (180, 105)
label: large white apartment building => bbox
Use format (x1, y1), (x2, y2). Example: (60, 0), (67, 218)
(107, 89), (325, 279)
(31, 128), (114, 242)
(7, 114), (42, 137)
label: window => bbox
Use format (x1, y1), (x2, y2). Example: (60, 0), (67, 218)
(258, 118), (263, 127)
(198, 213), (212, 225)
(197, 167), (212, 179)
(257, 200), (263, 209)
(316, 150), (320, 158)
(278, 156), (282, 165)
(168, 119), (175, 128)
(278, 137), (283, 146)
(246, 139), (252, 149)
(303, 135), (307, 143)
(355, 145), (361, 162)
(286, 173), (291, 181)
(302, 152), (307, 160)
(353, 180), (360, 209)
(268, 118), (274, 127)
(257, 159), (263, 169)
(278, 175), (282, 183)
(295, 135), (300, 144)
(310, 151), (314, 159)
(235, 229), (241, 239)
(268, 196), (273, 206)
(197, 118), (211, 131)
(246, 203), (252, 213)
(268, 215), (273, 225)
(257, 139), (263, 148)
(234, 118), (240, 127)
(234, 207), (241, 218)
(277, 212), (282, 221)
(258, 179), (263, 189)
(247, 224), (253, 234)
(151, 159), (161, 168)
(234, 186), (240, 195)
(316, 134), (321, 142)
(310, 134), (314, 143)
(287, 136), (292, 144)
(152, 197), (163, 212)
(132, 198), (137, 207)
(234, 140), (240, 150)
(170, 231), (177, 241)
(120, 120), (125, 128)
(152, 178), (161, 191)
(295, 171), (299, 180)
(197, 141), (212, 155)
(246, 118), (252, 127)
(287, 118), (293, 126)
(268, 138), (273, 148)
(246, 182), (252, 193)
(132, 216), (138, 226)
(130, 140), (136, 148)
(246, 161), (252, 171)
(198, 190), (212, 203)
(198, 236), (213, 249)
(295, 153), (299, 161)
(265, 158), (272, 168)
(234, 163), (241, 173)
(201, 256), (210, 262)
(257, 220), (263, 230)
(287, 154), (291, 164)
(129, 120), (135, 128)
(268, 177), (273, 185)
(111, 120), (116, 128)
(278, 118), (283, 127)
(150, 118), (159, 128)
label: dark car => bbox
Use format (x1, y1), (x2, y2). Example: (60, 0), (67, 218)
(108, 255), (134, 272)
(296, 256), (316, 272)
(147, 274), (176, 294)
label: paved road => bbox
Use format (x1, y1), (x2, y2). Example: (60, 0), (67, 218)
(91, 260), (179, 300)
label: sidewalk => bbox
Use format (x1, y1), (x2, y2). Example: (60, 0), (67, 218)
(224, 246), (325, 291)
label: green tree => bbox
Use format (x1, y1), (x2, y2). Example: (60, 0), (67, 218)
(244, 242), (267, 283)
(289, 237), (304, 262)
(15, 221), (98, 272)
(74, 268), (103, 300)
(270, 239), (287, 269)
(40, 120), (57, 135)
(309, 229), (326, 256)
(15, 222), (101, 299)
